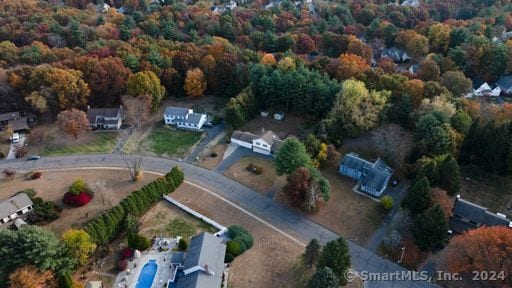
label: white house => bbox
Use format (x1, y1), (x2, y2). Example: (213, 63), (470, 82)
(466, 82), (502, 98)
(231, 130), (283, 156)
(164, 107), (207, 131)
(274, 112), (285, 121)
(87, 106), (124, 130)
(0, 193), (33, 224)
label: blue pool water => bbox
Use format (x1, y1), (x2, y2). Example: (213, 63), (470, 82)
(136, 260), (158, 288)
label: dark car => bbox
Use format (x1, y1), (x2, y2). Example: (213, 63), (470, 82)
(27, 155), (41, 161)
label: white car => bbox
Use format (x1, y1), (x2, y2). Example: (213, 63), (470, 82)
(11, 133), (20, 143)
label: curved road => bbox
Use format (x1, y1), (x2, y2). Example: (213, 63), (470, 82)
(0, 154), (436, 288)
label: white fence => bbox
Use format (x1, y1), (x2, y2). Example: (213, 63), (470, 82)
(162, 195), (228, 237)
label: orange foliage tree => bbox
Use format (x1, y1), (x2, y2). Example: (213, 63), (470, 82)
(261, 53), (276, 66)
(431, 188), (453, 220)
(57, 108), (90, 139)
(336, 53), (369, 80)
(440, 226), (512, 280)
(401, 79), (425, 108)
(184, 68), (206, 97)
(8, 265), (56, 288)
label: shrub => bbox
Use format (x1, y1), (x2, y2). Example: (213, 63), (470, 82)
(2, 169), (16, 179)
(118, 259), (128, 271)
(210, 152), (218, 158)
(121, 247), (134, 259)
(224, 253), (234, 263)
(27, 201), (61, 224)
(127, 233), (151, 250)
(178, 238), (188, 251)
(63, 191), (93, 207)
(381, 195), (394, 210)
(14, 146), (27, 158)
(226, 240), (242, 257)
(246, 164), (263, 175)
(69, 178), (90, 195)
(27, 170), (42, 180)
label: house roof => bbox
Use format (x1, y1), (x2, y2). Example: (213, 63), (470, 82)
(381, 47), (407, 62)
(171, 251), (185, 264)
(360, 160), (393, 193)
(231, 131), (258, 143)
(0, 193), (33, 220)
(452, 198), (488, 223)
(450, 197), (511, 233)
(496, 75), (512, 90)
(164, 107), (191, 117)
(0, 112), (20, 122)
(177, 232), (226, 288)
(8, 117), (28, 131)
(87, 107), (122, 124)
(340, 153), (374, 173)
(256, 130), (279, 146)
(186, 113), (205, 125)
(13, 218), (27, 229)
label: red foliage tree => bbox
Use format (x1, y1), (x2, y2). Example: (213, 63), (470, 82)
(284, 167), (311, 207)
(57, 108), (90, 139)
(121, 247), (134, 259)
(295, 34), (315, 54)
(63, 191), (93, 207)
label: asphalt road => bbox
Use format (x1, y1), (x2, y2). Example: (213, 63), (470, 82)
(0, 154), (437, 288)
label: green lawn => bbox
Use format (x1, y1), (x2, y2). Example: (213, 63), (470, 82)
(41, 133), (118, 156)
(147, 128), (202, 157)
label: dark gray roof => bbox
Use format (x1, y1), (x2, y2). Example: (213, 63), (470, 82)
(0, 193), (33, 220)
(177, 232), (226, 288)
(452, 198), (487, 224)
(450, 197), (511, 233)
(87, 107), (122, 124)
(0, 112), (20, 122)
(361, 168), (392, 192)
(381, 47), (407, 62)
(231, 131), (257, 143)
(496, 75), (512, 90)
(171, 251), (185, 264)
(186, 113), (204, 125)
(483, 212), (511, 227)
(164, 107), (191, 117)
(340, 153), (374, 173)
(8, 117), (28, 131)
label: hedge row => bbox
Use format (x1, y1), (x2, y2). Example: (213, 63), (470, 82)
(84, 166), (184, 245)
(225, 225), (254, 263)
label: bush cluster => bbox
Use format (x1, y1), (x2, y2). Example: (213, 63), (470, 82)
(63, 191), (93, 207)
(127, 233), (151, 251)
(246, 163), (263, 175)
(120, 248), (134, 260)
(84, 166), (184, 246)
(27, 197), (61, 224)
(178, 238), (188, 251)
(68, 178), (90, 195)
(224, 225), (254, 263)
(26, 170), (42, 180)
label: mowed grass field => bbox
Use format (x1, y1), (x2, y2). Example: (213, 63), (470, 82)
(40, 132), (118, 156)
(146, 127), (202, 157)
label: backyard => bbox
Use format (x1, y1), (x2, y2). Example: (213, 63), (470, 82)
(224, 156), (282, 193)
(145, 127), (202, 158)
(241, 114), (311, 139)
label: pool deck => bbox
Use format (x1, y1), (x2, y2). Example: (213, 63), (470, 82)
(114, 238), (179, 288)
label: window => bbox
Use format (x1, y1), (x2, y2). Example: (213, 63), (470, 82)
(262, 144), (268, 148)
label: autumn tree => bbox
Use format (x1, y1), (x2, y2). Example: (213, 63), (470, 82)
(401, 79), (425, 108)
(87, 57), (131, 106)
(57, 109), (90, 139)
(431, 188), (453, 220)
(261, 53), (276, 66)
(295, 34), (315, 54)
(61, 229), (96, 266)
(401, 177), (432, 216)
(184, 68), (206, 97)
(439, 226), (512, 284)
(8, 265), (56, 288)
(126, 71), (165, 111)
(395, 30), (429, 58)
(428, 23), (451, 54)
(336, 53), (370, 80)
(372, 124), (413, 168)
(440, 71), (472, 97)
(122, 95), (151, 130)
(417, 60), (441, 82)
(412, 204), (448, 251)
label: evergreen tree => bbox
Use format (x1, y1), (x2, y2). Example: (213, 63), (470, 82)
(317, 237), (351, 285)
(303, 239), (321, 268)
(401, 177), (432, 215)
(416, 159), (439, 185)
(307, 267), (339, 288)
(412, 204), (448, 251)
(438, 155), (461, 195)
(274, 138), (312, 175)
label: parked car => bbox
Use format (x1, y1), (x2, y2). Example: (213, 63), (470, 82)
(11, 133), (19, 143)
(27, 155), (41, 161)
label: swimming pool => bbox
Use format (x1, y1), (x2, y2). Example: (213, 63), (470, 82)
(136, 260), (158, 288)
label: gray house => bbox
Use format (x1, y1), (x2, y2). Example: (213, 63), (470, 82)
(87, 106), (124, 130)
(449, 196), (512, 234)
(339, 153), (393, 197)
(496, 75), (512, 95)
(0, 193), (33, 224)
(174, 232), (226, 288)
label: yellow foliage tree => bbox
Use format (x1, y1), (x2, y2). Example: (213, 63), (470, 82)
(8, 265), (56, 288)
(184, 68), (206, 97)
(62, 229), (96, 266)
(277, 57), (296, 71)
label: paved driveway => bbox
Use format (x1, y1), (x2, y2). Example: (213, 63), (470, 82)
(6, 133), (25, 160)
(0, 154), (437, 287)
(186, 122), (225, 162)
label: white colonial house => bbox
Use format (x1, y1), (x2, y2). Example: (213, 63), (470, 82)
(0, 193), (33, 224)
(231, 130), (283, 156)
(164, 107), (207, 131)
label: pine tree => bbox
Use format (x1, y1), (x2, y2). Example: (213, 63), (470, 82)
(401, 177), (432, 215)
(438, 155), (461, 195)
(412, 204), (448, 251)
(303, 239), (321, 268)
(307, 267), (339, 288)
(317, 237), (351, 285)
(416, 159), (439, 185)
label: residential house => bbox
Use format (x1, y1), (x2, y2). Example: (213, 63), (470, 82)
(381, 47), (411, 63)
(339, 153), (393, 198)
(496, 75), (512, 95)
(0, 193), (33, 224)
(274, 112), (285, 121)
(401, 0), (420, 7)
(469, 82), (502, 97)
(172, 232), (226, 288)
(164, 107), (207, 131)
(449, 195), (512, 234)
(87, 106), (124, 130)
(0, 111), (29, 132)
(231, 130), (283, 156)
(408, 64), (419, 75)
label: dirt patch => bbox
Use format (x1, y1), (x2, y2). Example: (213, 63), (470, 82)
(171, 183), (304, 288)
(198, 143), (227, 170)
(138, 201), (217, 240)
(224, 156), (283, 193)
(0, 169), (158, 234)
(241, 114), (310, 139)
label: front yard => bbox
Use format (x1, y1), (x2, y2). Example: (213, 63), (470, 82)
(40, 132), (118, 156)
(224, 156), (282, 193)
(145, 127), (202, 157)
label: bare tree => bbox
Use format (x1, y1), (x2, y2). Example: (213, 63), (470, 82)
(372, 124), (413, 168)
(122, 95), (151, 130)
(121, 139), (147, 181)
